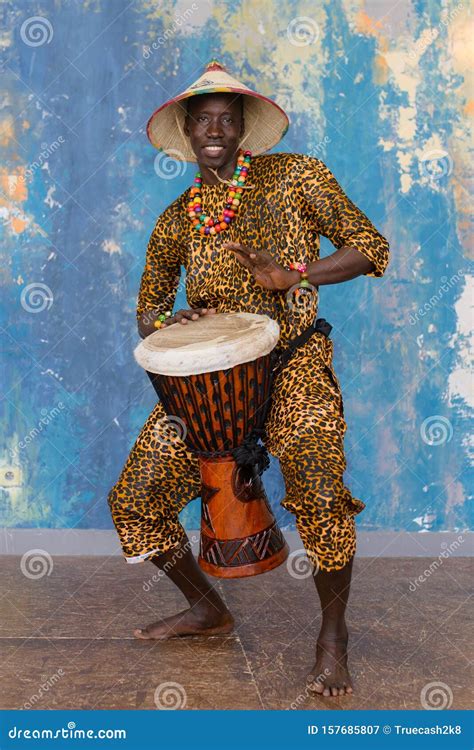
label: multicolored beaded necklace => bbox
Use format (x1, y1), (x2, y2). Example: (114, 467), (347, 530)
(187, 150), (252, 236)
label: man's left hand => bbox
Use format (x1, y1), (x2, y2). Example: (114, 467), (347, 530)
(224, 242), (297, 291)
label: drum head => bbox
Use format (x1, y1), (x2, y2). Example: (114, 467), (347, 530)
(134, 312), (280, 376)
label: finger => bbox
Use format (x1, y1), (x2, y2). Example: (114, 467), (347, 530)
(226, 242), (267, 262)
(192, 308), (211, 316)
(223, 241), (247, 251)
(176, 309), (199, 321)
(231, 249), (255, 267)
(191, 307), (218, 318)
(224, 247), (254, 256)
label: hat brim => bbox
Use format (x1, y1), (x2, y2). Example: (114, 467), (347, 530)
(147, 87), (289, 162)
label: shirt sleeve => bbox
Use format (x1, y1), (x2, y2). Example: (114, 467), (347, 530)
(294, 155), (390, 278)
(136, 212), (183, 321)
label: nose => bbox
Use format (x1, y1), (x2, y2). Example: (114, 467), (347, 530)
(205, 117), (224, 139)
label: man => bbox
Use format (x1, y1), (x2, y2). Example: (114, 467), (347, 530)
(108, 60), (389, 698)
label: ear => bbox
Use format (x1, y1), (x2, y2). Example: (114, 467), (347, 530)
(183, 114), (190, 137)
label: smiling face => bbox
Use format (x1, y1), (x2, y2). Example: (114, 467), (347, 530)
(183, 93), (245, 176)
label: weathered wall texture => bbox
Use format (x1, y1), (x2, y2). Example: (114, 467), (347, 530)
(1, 1), (472, 536)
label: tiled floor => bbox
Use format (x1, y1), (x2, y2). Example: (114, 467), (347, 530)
(0, 556), (472, 710)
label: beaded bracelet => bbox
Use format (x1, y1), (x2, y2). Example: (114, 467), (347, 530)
(289, 262), (311, 289)
(153, 310), (172, 329)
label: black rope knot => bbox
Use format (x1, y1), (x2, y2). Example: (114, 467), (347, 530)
(232, 428), (270, 480)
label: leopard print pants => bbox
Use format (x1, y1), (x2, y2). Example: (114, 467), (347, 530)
(107, 332), (365, 572)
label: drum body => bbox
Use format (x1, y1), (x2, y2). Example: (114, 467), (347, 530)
(134, 313), (289, 578)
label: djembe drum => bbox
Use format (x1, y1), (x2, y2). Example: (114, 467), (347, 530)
(133, 312), (289, 578)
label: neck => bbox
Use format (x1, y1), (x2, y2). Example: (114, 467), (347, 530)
(198, 154), (238, 185)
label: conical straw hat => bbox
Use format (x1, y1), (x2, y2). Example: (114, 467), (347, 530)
(147, 60), (290, 162)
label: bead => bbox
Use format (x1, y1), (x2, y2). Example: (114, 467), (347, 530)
(186, 150), (251, 236)
(165, 310), (172, 317)
(153, 320), (163, 329)
(158, 313), (166, 321)
(300, 279), (310, 288)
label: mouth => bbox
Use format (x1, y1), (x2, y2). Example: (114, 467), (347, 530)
(201, 144), (225, 157)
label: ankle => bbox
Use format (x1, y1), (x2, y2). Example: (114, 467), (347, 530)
(188, 590), (228, 614)
(319, 619), (348, 640)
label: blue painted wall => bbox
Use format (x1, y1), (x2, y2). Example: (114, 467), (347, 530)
(1, 1), (472, 535)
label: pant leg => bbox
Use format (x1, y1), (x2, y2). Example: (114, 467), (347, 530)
(107, 401), (201, 564)
(264, 334), (365, 572)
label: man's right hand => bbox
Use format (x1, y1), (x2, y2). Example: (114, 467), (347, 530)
(162, 307), (217, 327)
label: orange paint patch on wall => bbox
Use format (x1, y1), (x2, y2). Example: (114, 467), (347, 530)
(0, 168), (29, 236)
(373, 54), (389, 85)
(355, 10), (389, 62)
(464, 100), (474, 116)
(0, 169), (28, 202)
(355, 10), (382, 37)
(11, 216), (27, 234)
(0, 116), (16, 147)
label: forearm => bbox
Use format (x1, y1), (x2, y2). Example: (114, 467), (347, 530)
(137, 310), (163, 339)
(304, 246), (375, 287)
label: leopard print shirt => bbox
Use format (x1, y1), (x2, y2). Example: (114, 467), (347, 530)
(137, 152), (389, 344)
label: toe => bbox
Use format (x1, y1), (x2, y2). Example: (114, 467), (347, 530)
(338, 688), (345, 696)
(307, 679), (324, 694)
(331, 687), (339, 697)
(133, 628), (148, 640)
(323, 687), (331, 697)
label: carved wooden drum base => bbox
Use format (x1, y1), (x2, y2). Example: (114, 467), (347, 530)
(197, 456), (289, 578)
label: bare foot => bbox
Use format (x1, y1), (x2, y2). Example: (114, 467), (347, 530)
(134, 605), (234, 641)
(306, 628), (354, 697)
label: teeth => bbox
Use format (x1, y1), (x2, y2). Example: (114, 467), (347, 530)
(204, 146), (223, 151)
